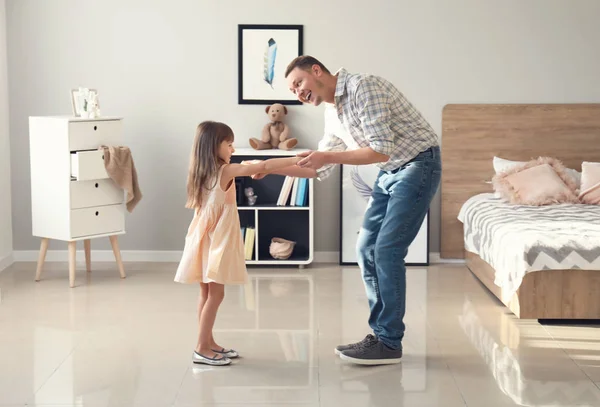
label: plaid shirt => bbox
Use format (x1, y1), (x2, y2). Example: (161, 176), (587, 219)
(316, 68), (439, 180)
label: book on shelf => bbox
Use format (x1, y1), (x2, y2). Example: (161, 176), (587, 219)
(290, 177), (300, 206)
(295, 178), (308, 206)
(244, 227), (255, 260)
(276, 176), (309, 207)
(277, 176), (294, 206)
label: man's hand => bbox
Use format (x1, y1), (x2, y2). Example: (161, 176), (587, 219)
(297, 150), (327, 170)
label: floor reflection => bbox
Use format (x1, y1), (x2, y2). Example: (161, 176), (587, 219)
(459, 297), (600, 407)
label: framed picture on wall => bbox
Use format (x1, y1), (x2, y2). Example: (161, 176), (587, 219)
(238, 24), (303, 105)
(340, 164), (429, 266)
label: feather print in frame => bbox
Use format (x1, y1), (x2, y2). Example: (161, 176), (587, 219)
(263, 38), (277, 88)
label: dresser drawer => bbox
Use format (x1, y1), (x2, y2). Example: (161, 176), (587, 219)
(71, 150), (109, 181)
(71, 179), (124, 209)
(70, 204), (124, 238)
(69, 120), (122, 151)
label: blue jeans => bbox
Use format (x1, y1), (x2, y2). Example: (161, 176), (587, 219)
(356, 146), (441, 350)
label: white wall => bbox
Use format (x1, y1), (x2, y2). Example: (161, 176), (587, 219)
(6, 0), (600, 254)
(0, 0), (13, 269)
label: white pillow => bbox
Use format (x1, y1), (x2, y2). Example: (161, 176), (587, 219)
(493, 156), (581, 188)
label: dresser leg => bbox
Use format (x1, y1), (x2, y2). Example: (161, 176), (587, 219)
(109, 235), (126, 279)
(84, 239), (91, 272)
(35, 238), (49, 282)
(68, 241), (76, 288)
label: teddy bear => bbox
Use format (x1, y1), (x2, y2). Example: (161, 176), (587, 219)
(249, 103), (298, 150)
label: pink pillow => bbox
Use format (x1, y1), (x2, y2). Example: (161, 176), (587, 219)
(579, 162), (600, 205)
(492, 157), (580, 206)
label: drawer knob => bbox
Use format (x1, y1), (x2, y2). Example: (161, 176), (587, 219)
(95, 183), (99, 188)
(95, 211), (99, 216)
(94, 126), (97, 131)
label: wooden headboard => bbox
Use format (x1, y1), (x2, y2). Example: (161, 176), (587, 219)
(441, 104), (600, 259)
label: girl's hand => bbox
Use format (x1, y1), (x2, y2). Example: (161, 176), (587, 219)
(243, 160), (266, 178)
(223, 157), (300, 181)
(242, 160), (262, 165)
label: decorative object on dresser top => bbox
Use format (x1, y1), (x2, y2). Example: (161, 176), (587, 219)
(71, 87), (100, 119)
(441, 103), (600, 319)
(249, 103), (298, 151)
(29, 116), (142, 287)
(232, 148), (313, 267)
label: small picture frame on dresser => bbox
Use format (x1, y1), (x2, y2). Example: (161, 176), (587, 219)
(71, 88), (100, 118)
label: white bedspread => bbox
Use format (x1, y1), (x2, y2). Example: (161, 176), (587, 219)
(458, 193), (600, 296)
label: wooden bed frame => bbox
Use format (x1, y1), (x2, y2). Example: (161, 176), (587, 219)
(440, 104), (600, 319)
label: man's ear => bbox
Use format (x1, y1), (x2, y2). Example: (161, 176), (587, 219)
(283, 106), (288, 115)
(312, 64), (322, 76)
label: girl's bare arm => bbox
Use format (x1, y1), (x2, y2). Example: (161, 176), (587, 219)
(221, 157), (301, 189)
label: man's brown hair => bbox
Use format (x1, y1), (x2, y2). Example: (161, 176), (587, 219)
(285, 55), (331, 78)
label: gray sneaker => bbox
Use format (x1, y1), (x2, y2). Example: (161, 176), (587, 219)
(334, 334), (378, 356)
(339, 339), (402, 365)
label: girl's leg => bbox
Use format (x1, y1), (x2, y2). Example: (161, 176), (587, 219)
(196, 282), (225, 357)
(196, 283), (229, 355)
(210, 333), (222, 351)
(196, 283), (209, 349)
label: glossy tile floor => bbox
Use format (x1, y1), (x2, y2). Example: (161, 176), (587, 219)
(1, 261), (600, 406)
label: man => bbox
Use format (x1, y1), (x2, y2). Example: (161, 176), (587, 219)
(257, 55), (441, 365)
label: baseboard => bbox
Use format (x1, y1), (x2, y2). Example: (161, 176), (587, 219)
(13, 250), (340, 264)
(0, 252), (14, 272)
(429, 252), (466, 264)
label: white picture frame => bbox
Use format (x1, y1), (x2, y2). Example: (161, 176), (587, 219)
(70, 88), (99, 117)
(340, 164), (429, 265)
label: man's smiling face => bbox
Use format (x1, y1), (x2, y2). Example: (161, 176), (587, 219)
(287, 65), (326, 106)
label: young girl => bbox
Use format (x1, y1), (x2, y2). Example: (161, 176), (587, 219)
(174, 121), (300, 366)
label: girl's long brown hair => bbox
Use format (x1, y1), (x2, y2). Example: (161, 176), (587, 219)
(186, 121), (234, 209)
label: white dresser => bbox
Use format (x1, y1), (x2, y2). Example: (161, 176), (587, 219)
(29, 116), (127, 287)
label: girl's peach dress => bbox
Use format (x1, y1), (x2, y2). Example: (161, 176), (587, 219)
(175, 165), (248, 285)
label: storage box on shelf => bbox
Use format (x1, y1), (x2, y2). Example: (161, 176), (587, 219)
(29, 116), (127, 287)
(232, 148), (314, 267)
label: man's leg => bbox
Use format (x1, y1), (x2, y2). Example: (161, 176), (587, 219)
(335, 171), (388, 355)
(357, 171), (388, 332)
(340, 147), (441, 365)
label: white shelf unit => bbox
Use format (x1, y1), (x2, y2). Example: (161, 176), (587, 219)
(233, 148), (314, 267)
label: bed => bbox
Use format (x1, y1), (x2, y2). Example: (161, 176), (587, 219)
(441, 104), (600, 319)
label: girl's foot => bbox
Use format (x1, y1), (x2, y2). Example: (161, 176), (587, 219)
(211, 341), (239, 358)
(212, 347), (239, 358)
(193, 350), (231, 366)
